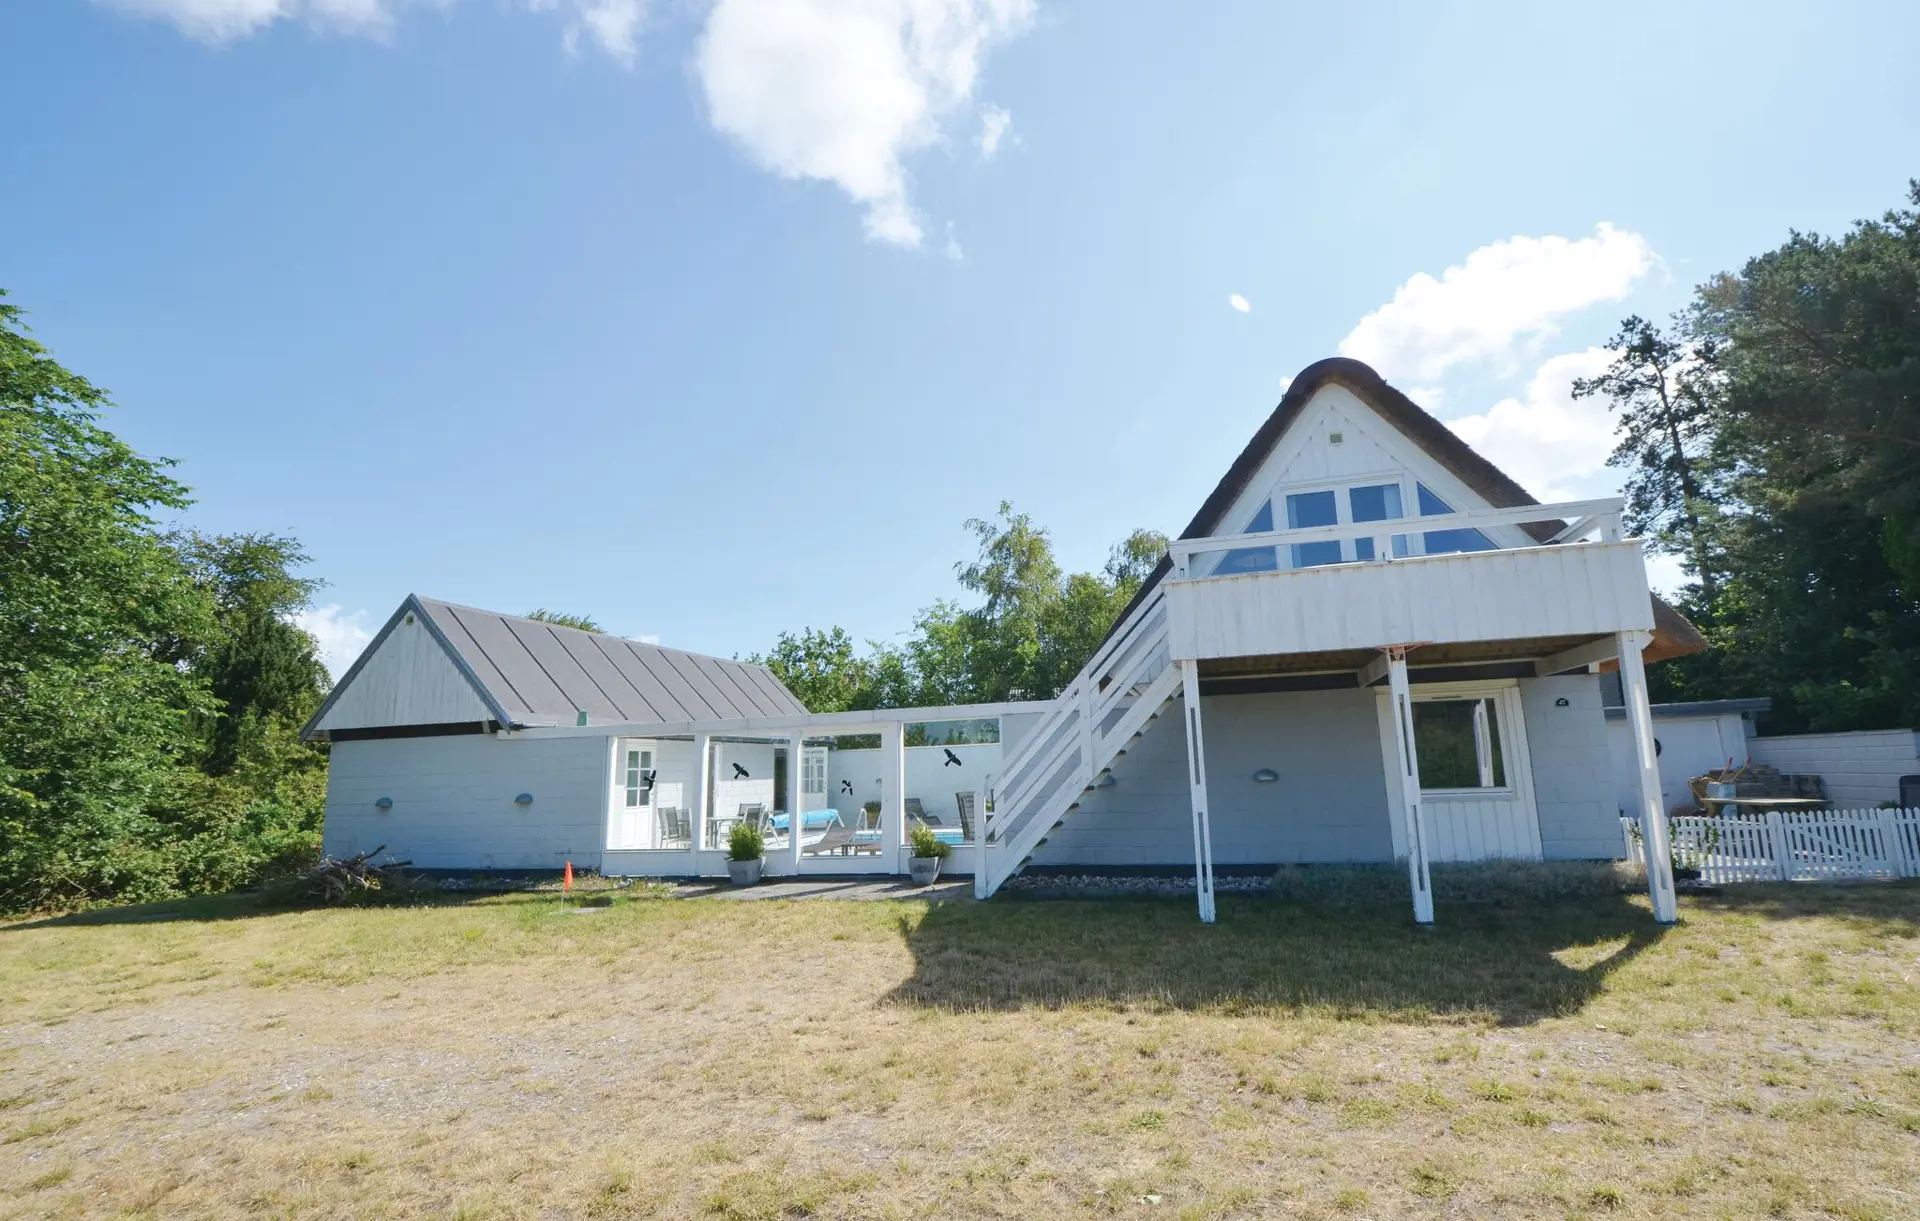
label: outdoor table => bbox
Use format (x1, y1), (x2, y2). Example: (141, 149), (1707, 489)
(1700, 796), (1830, 816)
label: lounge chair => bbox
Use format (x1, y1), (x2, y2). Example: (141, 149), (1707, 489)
(955, 791), (982, 843)
(904, 797), (938, 826)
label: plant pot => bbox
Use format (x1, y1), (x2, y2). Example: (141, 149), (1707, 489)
(908, 856), (943, 886)
(727, 858), (763, 887)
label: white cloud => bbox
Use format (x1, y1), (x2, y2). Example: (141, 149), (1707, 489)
(943, 221), (964, 262)
(1444, 347), (1618, 501)
(561, 0), (647, 62)
(1338, 223), (1656, 382)
(98, 0), (645, 59)
(292, 604), (377, 680)
(977, 104), (1012, 158)
(695, 0), (1035, 247)
(1228, 293), (1251, 313)
(99, 0), (396, 40)
(637, 633), (661, 645)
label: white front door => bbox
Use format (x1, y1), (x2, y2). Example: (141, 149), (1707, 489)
(609, 741), (655, 849)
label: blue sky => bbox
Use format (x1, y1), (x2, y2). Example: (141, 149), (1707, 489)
(4, 0), (1917, 675)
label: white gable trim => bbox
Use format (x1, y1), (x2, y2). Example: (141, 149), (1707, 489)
(303, 597), (515, 738)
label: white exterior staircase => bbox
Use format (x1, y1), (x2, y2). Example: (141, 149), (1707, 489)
(975, 585), (1182, 897)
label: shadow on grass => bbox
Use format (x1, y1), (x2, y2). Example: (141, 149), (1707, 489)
(884, 893), (1666, 1025)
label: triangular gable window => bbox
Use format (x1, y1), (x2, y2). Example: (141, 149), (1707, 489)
(1416, 484), (1496, 555)
(1215, 500), (1278, 574)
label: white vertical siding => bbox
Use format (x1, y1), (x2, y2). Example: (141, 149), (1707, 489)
(322, 733), (611, 870)
(312, 615), (492, 733)
(1378, 682), (1545, 863)
(1167, 542), (1652, 661)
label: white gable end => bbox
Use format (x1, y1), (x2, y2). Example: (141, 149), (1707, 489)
(311, 612), (495, 733)
(1202, 384), (1536, 552)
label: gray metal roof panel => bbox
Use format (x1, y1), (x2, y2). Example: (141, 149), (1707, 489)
(694, 653), (781, 717)
(398, 598), (799, 728)
(565, 635), (662, 721)
(658, 648), (742, 718)
(501, 618), (627, 720)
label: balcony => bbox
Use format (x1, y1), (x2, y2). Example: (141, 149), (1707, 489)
(1163, 498), (1653, 666)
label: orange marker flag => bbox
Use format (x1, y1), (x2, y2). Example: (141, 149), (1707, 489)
(563, 860), (573, 893)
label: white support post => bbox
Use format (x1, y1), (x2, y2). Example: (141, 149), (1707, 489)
(690, 732), (711, 862)
(1384, 648), (1435, 925)
(788, 733), (806, 874)
(1177, 661), (1217, 924)
(972, 790), (989, 900)
(883, 721), (907, 875)
(1617, 630), (1678, 922)
(602, 735), (622, 854)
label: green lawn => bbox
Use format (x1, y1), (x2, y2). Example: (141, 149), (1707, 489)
(2, 883), (1917, 1219)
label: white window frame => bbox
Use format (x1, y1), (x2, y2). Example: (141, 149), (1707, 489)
(802, 746), (827, 797)
(623, 745), (655, 809)
(1407, 681), (1523, 799)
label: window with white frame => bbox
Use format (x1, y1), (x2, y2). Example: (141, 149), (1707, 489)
(1208, 473), (1522, 574)
(623, 747), (654, 808)
(1411, 697), (1507, 790)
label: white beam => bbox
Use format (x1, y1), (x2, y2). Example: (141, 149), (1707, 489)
(1178, 661), (1218, 924)
(1356, 652), (1394, 688)
(1385, 649), (1435, 925)
(1534, 635), (1622, 677)
(1618, 630), (1678, 923)
(514, 699), (1057, 741)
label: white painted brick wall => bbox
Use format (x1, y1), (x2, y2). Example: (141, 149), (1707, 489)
(1519, 676), (1619, 860)
(1748, 730), (1920, 807)
(1031, 689), (1394, 868)
(322, 733), (612, 871)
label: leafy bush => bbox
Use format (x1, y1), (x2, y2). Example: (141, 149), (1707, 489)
(728, 821), (765, 863)
(908, 823), (950, 860)
(1271, 860), (1640, 907)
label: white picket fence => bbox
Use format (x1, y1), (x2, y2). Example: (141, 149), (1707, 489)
(1621, 808), (1920, 884)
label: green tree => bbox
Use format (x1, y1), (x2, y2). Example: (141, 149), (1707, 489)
(754, 509), (1168, 714)
(173, 532), (329, 774)
(527, 609), (602, 632)
(1572, 314), (1726, 597)
(0, 295), (216, 911)
(1645, 182), (1920, 732)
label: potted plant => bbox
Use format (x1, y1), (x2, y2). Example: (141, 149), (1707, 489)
(908, 823), (950, 886)
(727, 821), (765, 887)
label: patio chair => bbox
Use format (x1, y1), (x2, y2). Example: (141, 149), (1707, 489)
(738, 802), (767, 830)
(655, 806), (690, 846)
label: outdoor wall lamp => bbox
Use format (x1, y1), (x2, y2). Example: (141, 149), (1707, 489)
(1252, 769), (1279, 783)
(374, 797), (393, 810)
(514, 793), (534, 805)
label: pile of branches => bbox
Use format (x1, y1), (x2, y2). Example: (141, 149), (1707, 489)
(298, 845), (415, 904)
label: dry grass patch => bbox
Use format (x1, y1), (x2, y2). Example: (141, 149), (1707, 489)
(0, 882), (1917, 1218)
